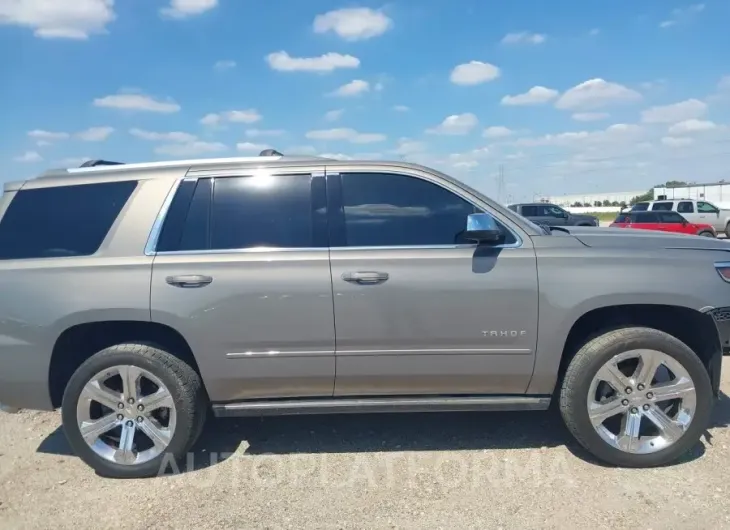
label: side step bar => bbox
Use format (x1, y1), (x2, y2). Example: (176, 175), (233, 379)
(212, 395), (551, 418)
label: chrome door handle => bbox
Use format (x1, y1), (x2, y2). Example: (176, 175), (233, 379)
(166, 275), (213, 288)
(341, 271), (389, 284)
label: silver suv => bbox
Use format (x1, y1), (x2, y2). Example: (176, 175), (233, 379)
(0, 152), (727, 478)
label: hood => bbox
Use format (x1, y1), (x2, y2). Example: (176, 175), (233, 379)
(557, 226), (730, 252)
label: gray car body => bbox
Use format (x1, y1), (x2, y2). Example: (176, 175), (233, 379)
(0, 157), (728, 412)
(509, 203), (599, 227)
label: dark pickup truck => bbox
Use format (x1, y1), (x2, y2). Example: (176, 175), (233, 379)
(508, 203), (599, 227)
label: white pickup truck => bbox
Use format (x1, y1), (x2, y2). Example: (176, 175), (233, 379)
(632, 199), (730, 235)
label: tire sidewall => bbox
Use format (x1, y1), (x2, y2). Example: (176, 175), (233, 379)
(62, 348), (196, 478)
(565, 331), (713, 467)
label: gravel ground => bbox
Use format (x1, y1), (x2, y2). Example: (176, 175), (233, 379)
(2, 360), (730, 530)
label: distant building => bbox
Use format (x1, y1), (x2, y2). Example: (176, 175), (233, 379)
(541, 190), (646, 207)
(654, 182), (730, 207)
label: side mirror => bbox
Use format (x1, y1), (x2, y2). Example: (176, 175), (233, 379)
(465, 213), (501, 243)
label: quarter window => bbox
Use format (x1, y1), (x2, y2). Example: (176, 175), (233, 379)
(338, 172), (516, 247)
(0, 181), (137, 260)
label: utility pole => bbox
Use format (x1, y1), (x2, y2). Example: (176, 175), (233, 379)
(496, 164), (505, 204)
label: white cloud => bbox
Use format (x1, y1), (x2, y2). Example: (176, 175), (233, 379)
(483, 126), (515, 139)
(719, 75), (730, 91)
(393, 105), (410, 112)
(14, 150), (42, 163)
(313, 7), (392, 41)
(27, 129), (70, 141)
(129, 128), (197, 142)
(516, 123), (644, 148)
(329, 79), (370, 97)
(660, 3), (705, 28)
(214, 60), (236, 71)
(555, 78), (641, 110)
(572, 112), (610, 122)
(450, 61), (501, 86)
(667, 119), (717, 135)
(76, 126), (114, 141)
(305, 128), (386, 144)
(393, 138), (427, 156)
(661, 136), (694, 147)
(36, 140), (51, 147)
(0, 0), (115, 39)
(641, 99), (707, 124)
(426, 113), (478, 135)
(155, 141), (227, 156)
(324, 109), (344, 122)
(200, 109), (262, 126)
(160, 0), (218, 19)
(501, 86), (558, 106)
(94, 92), (180, 113)
(501, 31), (547, 45)
(245, 129), (285, 138)
(236, 142), (271, 152)
(266, 51), (359, 73)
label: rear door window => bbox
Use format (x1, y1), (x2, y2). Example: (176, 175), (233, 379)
(658, 212), (685, 223)
(635, 212), (659, 223)
(0, 181), (137, 260)
(677, 201), (694, 213)
(520, 205), (539, 216)
(650, 202), (674, 211)
(632, 202), (649, 211)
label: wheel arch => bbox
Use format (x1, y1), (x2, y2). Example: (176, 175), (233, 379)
(49, 320), (203, 408)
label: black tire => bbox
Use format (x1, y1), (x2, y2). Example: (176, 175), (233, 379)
(61, 343), (207, 479)
(559, 327), (713, 467)
(698, 230), (715, 238)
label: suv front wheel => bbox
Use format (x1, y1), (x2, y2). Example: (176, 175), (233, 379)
(559, 327), (713, 467)
(61, 343), (207, 479)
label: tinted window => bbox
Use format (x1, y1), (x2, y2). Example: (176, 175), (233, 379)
(677, 201), (694, 213)
(539, 205), (565, 217)
(697, 201), (718, 213)
(614, 213), (632, 223)
(635, 212), (659, 223)
(0, 181), (136, 260)
(210, 175), (316, 250)
(520, 205), (539, 216)
(179, 178), (212, 251)
(658, 212), (685, 223)
(632, 202), (649, 211)
(339, 172), (516, 247)
(651, 202), (673, 211)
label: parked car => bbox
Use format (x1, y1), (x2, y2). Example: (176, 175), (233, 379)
(610, 211), (717, 237)
(0, 152), (727, 478)
(508, 203), (599, 227)
(632, 199), (730, 235)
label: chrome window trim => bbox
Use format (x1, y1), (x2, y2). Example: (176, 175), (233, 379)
(331, 170), (524, 249)
(143, 178), (185, 256)
(155, 247), (328, 256)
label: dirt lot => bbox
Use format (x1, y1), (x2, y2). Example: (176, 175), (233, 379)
(2, 361), (730, 530)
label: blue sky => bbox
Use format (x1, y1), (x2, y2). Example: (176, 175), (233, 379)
(1, 0), (729, 202)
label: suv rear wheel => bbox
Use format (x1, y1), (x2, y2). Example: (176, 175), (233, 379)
(559, 327), (712, 467)
(61, 343), (207, 478)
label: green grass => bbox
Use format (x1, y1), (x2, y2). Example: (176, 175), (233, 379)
(584, 211), (620, 222)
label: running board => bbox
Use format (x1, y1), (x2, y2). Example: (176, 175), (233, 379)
(212, 395), (551, 417)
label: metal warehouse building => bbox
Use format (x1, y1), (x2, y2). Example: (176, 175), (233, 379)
(654, 182), (730, 208)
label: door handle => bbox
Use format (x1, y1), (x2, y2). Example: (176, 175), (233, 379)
(341, 271), (389, 284)
(166, 275), (213, 288)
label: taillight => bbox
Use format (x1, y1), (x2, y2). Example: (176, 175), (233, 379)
(715, 262), (730, 282)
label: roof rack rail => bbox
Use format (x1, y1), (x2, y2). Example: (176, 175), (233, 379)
(79, 159), (124, 168)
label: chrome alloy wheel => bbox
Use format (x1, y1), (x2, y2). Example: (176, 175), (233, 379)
(76, 365), (177, 465)
(587, 349), (697, 454)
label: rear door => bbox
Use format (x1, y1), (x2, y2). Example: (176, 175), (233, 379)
(657, 211), (691, 234)
(327, 169), (538, 397)
(149, 169), (336, 403)
(538, 204), (568, 226)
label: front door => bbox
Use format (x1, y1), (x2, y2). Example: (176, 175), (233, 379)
(327, 170), (539, 397)
(150, 171), (336, 403)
